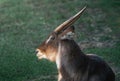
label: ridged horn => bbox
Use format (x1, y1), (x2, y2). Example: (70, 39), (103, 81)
(54, 6), (86, 33)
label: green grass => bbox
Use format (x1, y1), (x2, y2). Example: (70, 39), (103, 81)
(0, 0), (120, 81)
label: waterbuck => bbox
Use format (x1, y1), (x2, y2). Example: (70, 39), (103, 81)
(36, 7), (115, 81)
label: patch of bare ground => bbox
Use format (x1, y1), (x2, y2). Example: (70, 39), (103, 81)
(77, 8), (119, 49)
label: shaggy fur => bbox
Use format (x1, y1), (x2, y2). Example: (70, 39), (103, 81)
(57, 39), (115, 81)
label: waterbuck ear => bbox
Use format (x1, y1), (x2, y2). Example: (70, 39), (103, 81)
(59, 26), (75, 40)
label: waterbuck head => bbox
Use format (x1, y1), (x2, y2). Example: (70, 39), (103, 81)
(36, 7), (86, 61)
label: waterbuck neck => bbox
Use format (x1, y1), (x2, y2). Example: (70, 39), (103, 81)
(60, 39), (85, 55)
(56, 39), (87, 69)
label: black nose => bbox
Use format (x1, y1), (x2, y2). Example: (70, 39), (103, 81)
(36, 49), (39, 54)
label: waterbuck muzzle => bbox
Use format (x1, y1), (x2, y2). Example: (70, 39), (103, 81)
(36, 6), (86, 61)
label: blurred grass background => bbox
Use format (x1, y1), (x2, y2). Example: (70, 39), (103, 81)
(0, 0), (120, 81)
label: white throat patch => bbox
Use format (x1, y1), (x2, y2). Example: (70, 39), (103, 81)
(56, 43), (61, 69)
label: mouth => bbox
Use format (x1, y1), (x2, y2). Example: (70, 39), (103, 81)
(36, 51), (47, 59)
(36, 54), (43, 59)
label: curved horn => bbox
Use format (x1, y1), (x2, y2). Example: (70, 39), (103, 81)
(54, 6), (86, 33)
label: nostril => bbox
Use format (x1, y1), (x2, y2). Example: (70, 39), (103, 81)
(36, 51), (38, 54)
(36, 49), (39, 54)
